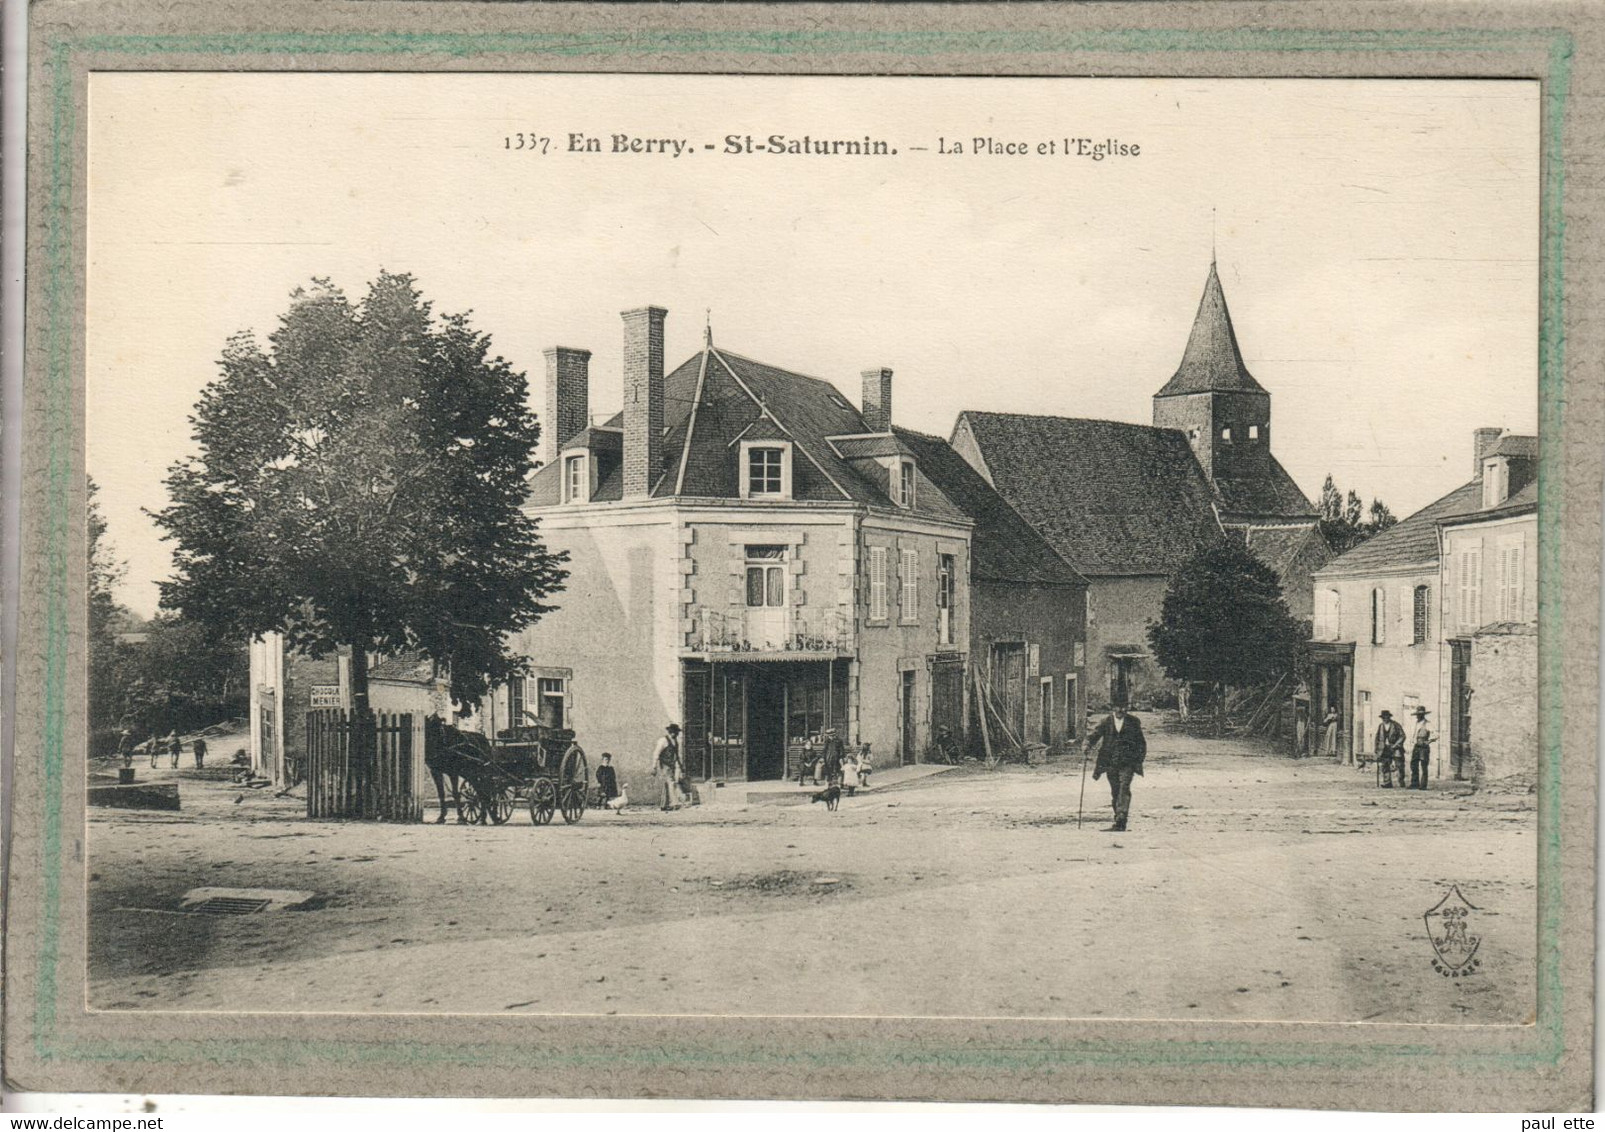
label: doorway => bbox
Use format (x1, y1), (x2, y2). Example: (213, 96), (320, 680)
(1039, 677), (1054, 745)
(1110, 658), (1132, 709)
(747, 673), (787, 780)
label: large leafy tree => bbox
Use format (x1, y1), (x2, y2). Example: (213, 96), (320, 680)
(154, 271), (567, 711)
(1147, 541), (1304, 715)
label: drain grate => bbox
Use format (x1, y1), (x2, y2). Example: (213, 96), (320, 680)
(187, 896), (272, 916)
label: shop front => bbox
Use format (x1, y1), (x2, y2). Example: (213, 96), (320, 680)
(681, 658), (850, 782)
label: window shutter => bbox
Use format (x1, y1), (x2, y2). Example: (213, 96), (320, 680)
(868, 547), (887, 621)
(901, 549), (919, 620)
(1397, 586), (1410, 640)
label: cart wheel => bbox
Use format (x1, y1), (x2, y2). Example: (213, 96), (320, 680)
(528, 778), (556, 825)
(484, 784), (514, 825)
(459, 779), (487, 825)
(559, 745), (589, 824)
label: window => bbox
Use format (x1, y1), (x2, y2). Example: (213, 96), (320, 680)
(1458, 545), (1484, 629)
(1221, 426), (1232, 441)
(936, 554), (956, 646)
(1497, 540), (1525, 621)
(1413, 584), (1430, 645)
(747, 447), (784, 496)
(1249, 424), (1260, 440)
(745, 545), (787, 608)
(1318, 588), (1341, 640)
(536, 677), (567, 730)
(563, 454), (586, 503)
(1371, 588), (1386, 645)
(896, 460), (916, 508)
(508, 677), (528, 726)
(867, 546), (888, 621)
(900, 548), (920, 622)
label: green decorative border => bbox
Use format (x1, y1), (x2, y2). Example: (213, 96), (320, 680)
(33, 26), (1572, 1081)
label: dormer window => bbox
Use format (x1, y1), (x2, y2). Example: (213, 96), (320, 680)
(563, 453), (587, 504)
(895, 459), (916, 509)
(1482, 458), (1507, 508)
(740, 441), (792, 500)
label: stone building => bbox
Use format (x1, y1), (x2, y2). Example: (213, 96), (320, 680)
(952, 259), (1329, 708)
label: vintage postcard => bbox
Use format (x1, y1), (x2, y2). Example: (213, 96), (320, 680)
(6, 0), (1598, 1110)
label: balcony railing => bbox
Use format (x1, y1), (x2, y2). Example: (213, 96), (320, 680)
(695, 607), (852, 655)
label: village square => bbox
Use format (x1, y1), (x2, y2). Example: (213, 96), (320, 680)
(85, 255), (1539, 1021)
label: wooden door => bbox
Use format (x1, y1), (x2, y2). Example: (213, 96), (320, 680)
(900, 670), (917, 766)
(1450, 639), (1472, 778)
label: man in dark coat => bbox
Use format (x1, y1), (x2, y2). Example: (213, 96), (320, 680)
(1088, 704), (1147, 832)
(1374, 709), (1407, 788)
(819, 728), (845, 787)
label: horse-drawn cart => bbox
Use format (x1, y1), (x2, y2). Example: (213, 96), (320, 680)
(426, 718), (589, 826)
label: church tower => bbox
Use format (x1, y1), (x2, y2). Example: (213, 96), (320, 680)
(1152, 258), (1273, 486)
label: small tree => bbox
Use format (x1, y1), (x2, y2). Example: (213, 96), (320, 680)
(1147, 541), (1304, 727)
(153, 271), (568, 714)
(1318, 474), (1398, 554)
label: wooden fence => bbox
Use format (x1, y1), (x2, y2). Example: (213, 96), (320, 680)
(305, 709), (426, 821)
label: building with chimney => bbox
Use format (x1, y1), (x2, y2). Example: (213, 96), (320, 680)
(1308, 428), (1536, 780)
(952, 260), (1329, 709)
(492, 307), (1008, 791)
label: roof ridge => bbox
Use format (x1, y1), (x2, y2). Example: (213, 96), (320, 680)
(673, 346), (713, 496)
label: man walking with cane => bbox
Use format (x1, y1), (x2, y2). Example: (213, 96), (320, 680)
(1085, 703), (1147, 833)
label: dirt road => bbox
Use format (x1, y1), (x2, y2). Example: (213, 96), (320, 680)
(87, 719), (1536, 1023)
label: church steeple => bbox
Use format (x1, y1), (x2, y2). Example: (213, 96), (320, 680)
(1153, 258), (1272, 485)
(1156, 258), (1265, 397)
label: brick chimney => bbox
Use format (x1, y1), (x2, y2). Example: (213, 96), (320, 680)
(861, 367), (893, 433)
(1473, 427), (1503, 478)
(541, 347), (591, 467)
(622, 306), (668, 498)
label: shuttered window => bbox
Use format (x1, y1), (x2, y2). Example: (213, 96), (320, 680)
(900, 548), (920, 622)
(1498, 542), (1524, 622)
(1413, 585), (1430, 645)
(1458, 545), (1484, 629)
(868, 546), (888, 622)
(1371, 588), (1386, 645)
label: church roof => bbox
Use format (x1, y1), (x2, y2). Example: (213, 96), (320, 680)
(1155, 259), (1267, 398)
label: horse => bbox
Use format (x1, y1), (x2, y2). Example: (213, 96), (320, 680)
(423, 716), (496, 824)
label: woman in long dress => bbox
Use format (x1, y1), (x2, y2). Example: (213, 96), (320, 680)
(1320, 707), (1340, 757)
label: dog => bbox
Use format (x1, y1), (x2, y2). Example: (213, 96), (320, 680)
(810, 783), (841, 812)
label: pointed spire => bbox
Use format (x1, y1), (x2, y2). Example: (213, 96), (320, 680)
(704, 308), (713, 347)
(1155, 259), (1265, 397)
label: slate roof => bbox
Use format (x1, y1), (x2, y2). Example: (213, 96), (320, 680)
(560, 426), (620, 454)
(894, 428), (1087, 588)
(527, 342), (966, 524)
(1314, 481), (1483, 576)
(954, 412), (1224, 577)
(1155, 259), (1267, 397)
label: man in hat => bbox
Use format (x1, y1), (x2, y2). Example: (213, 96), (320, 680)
(1409, 706), (1436, 790)
(652, 723), (683, 811)
(1373, 709), (1407, 788)
(1087, 704), (1147, 832)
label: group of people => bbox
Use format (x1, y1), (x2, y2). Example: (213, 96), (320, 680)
(1372, 706), (1435, 789)
(117, 728), (207, 770)
(795, 727), (868, 794)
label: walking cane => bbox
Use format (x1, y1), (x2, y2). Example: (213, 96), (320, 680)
(1077, 737), (1095, 828)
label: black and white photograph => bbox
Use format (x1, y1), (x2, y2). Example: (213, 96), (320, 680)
(80, 72), (1542, 1032)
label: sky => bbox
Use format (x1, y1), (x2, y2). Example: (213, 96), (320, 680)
(87, 74), (1540, 617)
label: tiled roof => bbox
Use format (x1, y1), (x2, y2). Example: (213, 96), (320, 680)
(528, 343), (965, 523)
(1241, 525), (1324, 580)
(1315, 480), (1483, 575)
(1440, 480), (1538, 526)
(828, 434), (911, 460)
(894, 428), (1087, 587)
(1155, 260), (1267, 397)
(560, 426), (620, 454)
(1490, 434), (1538, 460)
(370, 653), (437, 684)
(1215, 461), (1316, 518)
(955, 412), (1224, 577)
